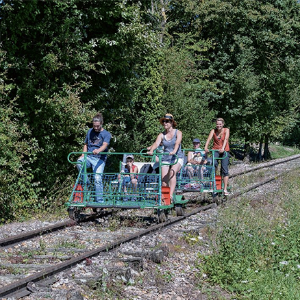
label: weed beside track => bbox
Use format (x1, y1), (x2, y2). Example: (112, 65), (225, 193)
(200, 169), (300, 299)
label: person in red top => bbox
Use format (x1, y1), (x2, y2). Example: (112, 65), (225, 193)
(118, 155), (139, 193)
(204, 118), (230, 195)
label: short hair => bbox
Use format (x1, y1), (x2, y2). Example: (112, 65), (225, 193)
(216, 118), (225, 125)
(93, 113), (103, 124)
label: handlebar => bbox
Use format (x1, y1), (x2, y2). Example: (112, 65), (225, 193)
(68, 150), (181, 167)
(67, 151), (111, 164)
(139, 149), (180, 166)
(182, 149), (228, 160)
(210, 149), (229, 160)
(67, 152), (93, 164)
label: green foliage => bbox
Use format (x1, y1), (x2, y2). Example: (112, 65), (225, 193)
(200, 171), (300, 299)
(158, 36), (216, 146)
(1, 0), (300, 221)
(0, 50), (40, 220)
(0, 0), (164, 220)
(168, 0), (300, 145)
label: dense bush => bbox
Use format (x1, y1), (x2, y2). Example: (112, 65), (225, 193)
(0, 0), (299, 221)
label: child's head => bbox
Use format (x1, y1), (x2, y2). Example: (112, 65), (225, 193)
(192, 138), (200, 148)
(126, 154), (134, 163)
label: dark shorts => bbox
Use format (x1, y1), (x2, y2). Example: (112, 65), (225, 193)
(214, 151), (230, 177)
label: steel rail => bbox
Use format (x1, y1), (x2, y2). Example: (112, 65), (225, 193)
(229, 154), (300, 178)
(0, 220), (75, 247)
(0, 203), (216, 298)
(0, 210), (115, 248)
(1, 154), (300, 298)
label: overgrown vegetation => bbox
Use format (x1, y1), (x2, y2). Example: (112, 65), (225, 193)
(199, 170), (300, 299)
(269, 144), (300, 160)
(0, 0), (300, 221)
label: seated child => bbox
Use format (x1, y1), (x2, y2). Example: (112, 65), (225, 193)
(118, 154), (139, 192)
(185, 138), (207, 179)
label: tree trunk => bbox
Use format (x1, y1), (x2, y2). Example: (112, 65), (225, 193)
(263, 135), (271, 160)
(160, 0), (167, 44)
(257, 139), (263, 161)
(244, 142), (251, 163)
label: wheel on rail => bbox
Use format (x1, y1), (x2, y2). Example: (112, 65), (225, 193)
(93, 207), (104, 214)
(175, 205), (184, 216)
(68, 207), (80, 221)
(157, 209), (167, 223)
(212, 193), (222, 205)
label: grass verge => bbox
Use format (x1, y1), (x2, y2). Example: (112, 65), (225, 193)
(269, 144), (300, 159)
(198, 169), (300, 299)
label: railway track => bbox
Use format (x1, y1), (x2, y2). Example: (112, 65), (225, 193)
(0, 154), (300, 299)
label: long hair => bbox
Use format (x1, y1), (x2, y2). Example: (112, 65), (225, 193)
(93, 113), (103, 124)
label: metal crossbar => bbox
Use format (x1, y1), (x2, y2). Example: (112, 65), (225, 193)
(68, 166), (163, 208)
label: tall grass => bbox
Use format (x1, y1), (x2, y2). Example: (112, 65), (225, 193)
(269, 144), (300, 159)
(198, 171), (300, 299)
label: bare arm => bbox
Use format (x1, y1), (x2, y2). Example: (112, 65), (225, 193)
(148, 133), (163, 155)
(220, 128), (230, 153)
(93, 142), (109, 155)
(79, 144), (88, 158)
(204, 129), (214, 153)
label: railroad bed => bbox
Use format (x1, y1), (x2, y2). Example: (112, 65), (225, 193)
(0, 154), (300, 299)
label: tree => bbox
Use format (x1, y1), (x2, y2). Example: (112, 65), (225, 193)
(166, 0), (300, 158)
(0, 49), (40, 220)
(201, 0), (300, 158)
(0, 0), (163, 217)
(147, 0), (217, 146)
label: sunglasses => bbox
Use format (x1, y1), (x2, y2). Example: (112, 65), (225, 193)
(162, 119), (171, 123)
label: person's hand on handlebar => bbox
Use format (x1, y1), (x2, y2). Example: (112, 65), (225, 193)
(93, 149), (100, 155)
(146, 146), (154, 155)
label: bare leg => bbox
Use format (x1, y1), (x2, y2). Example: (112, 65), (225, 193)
(223, 175), (229, 191)
(186, 166), (194, 179)
(132, 178), (138, 192)
(168, 163), (181, 198)
(161, 166), (169, 187)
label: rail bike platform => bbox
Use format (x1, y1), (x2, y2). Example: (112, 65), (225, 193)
(176, 149), (229, 202)
(66, 151), (187, 222)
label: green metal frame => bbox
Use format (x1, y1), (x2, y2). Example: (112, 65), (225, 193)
(177, 149), (229, 194)
(66, 151), (183, 210)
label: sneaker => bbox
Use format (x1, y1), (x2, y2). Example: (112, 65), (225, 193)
(224, 190), (230, 196)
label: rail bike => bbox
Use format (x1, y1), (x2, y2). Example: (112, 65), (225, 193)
(66, 149), (229, 222)
(66, 151), (188, 222)
(176, 149), (229, 204)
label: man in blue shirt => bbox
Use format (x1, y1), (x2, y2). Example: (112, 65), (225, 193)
(77, 113), (111, 203)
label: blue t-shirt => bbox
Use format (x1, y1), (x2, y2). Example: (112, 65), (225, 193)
(85, 128), (111, 160)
